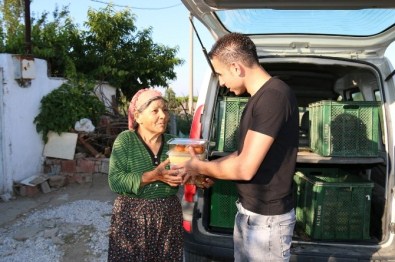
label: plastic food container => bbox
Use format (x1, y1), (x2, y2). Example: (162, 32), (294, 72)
(167, 138), (208, 187)
(167, 138), (208, 154)
(167, 150), (206, 165)
(167, 137), (208, 166)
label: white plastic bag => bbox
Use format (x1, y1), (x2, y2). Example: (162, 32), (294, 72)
(74, 118), (95, 133)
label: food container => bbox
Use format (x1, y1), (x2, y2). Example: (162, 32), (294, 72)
(166, 151), (207, 165)
(167, 138), (208, 154)
(167, 138), (208, 187)
(167, 138), (208, 165)
(167, 151), (207, 188)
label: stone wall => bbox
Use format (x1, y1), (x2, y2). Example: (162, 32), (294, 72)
(13, 157), (109, 198)
(44, 157), (109, 182)
(44, 157), (109, 176)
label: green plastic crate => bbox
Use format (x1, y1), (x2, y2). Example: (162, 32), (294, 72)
(294, 168), (373, 240)
(293, 168), (350, 233)
(215, 97), (248, 152)
(309, 100), (380, 157)
(210, 180), (238, 229)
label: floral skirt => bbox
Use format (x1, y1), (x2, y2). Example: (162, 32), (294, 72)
(108, 195), (183, 262)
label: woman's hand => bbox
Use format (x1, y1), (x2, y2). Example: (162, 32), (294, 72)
(141, 159), (185, 187)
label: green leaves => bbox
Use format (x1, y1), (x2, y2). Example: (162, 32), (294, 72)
(1, 2), (183, 100)
(79, 5), (184, 100)
(33, 80), (106, 143)
(1, 2), (185, 141)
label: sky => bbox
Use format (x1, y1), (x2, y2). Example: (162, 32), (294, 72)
(30, 0), (214, 97)
(29, 0), (395, 96)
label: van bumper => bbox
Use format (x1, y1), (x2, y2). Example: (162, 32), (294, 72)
(184, 229), (395, 261)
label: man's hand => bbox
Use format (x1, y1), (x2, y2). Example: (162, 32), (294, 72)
(197, 176), (215, 188)
(179, 146), (216, 188)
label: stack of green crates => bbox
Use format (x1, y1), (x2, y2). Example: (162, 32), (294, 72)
(294, 168), (373, 240)
(215, 97), (249, 152)
(210, 180), (238, 229)
(309, 100), (380, 157)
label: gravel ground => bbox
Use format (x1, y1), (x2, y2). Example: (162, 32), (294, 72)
(0, 199), (113, 262)
(0, 173), (117, 262)
(0, 174), (185, 262)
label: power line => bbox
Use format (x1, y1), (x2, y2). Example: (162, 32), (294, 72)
(90, 0), (182, 10)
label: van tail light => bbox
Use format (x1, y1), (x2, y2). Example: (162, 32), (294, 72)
(189, 105), (204, 138)
(185, 104), (203, 202)
(183, 104), (204, 232)
(184, 184), (196, 202)
(182, 185), (196, 232)
(183, 220), (192, 232)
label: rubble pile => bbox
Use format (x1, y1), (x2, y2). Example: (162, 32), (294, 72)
(75, 115), (127, 158)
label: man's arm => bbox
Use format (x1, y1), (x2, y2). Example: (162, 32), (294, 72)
(183, 130), (274, 181)
(212, 151), (238, 162)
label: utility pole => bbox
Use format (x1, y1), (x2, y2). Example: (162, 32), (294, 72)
(188, 14), (194, 115)
(24, 0), (32, 54)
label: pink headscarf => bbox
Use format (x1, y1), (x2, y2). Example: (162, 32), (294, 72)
(128, 88), (163, 130)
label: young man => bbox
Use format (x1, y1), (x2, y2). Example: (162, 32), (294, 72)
(180, 33), (299, 261)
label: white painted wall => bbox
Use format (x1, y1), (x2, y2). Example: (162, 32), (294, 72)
(94, 83), (117, 113)
(0, 54), (117, 196)
(0, 54), (65, 195)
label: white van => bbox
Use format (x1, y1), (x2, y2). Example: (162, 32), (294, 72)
(181, 0), (395, 261)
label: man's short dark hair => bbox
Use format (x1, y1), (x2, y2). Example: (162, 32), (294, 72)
(208, 33), (259, 67)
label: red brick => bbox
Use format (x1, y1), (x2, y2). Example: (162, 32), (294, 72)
(61, 160), (77, 173)
(16, 185), (40, 197)
(77, 159), (95, 173)
(94, 161), (100, 173)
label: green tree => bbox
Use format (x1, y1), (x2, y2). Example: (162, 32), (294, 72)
(165, 87), (178, 111)
(0, 2), (82, 76)
(164, 87), (193, 136)
(31, 6), (81, 77)
(0, 0), (25, 52)
(77, 4), (183, 100)
(0, 2), (184, 100)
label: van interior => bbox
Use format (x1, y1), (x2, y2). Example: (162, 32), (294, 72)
(206, 56), (389, 245)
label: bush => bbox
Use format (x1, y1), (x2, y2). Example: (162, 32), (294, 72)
(34, 80), (106, 143)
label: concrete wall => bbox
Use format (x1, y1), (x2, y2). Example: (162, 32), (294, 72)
(0, 54), (65, 195)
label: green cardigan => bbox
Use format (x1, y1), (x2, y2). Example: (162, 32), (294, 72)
(108, 130), (178, 199)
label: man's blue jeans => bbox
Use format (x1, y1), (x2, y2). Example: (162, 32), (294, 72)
(234, 201), (295, 262)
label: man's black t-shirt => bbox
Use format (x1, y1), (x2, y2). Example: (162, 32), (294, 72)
(236, 77), (299, 215)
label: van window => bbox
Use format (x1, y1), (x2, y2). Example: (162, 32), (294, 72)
(374, 90), (382, 101)
(351, 91), (364, 101)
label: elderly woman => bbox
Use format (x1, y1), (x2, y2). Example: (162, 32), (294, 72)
(107, 88), (184, 262)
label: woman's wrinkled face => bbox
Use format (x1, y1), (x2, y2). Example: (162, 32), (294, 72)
(135, 99), (169, 134)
